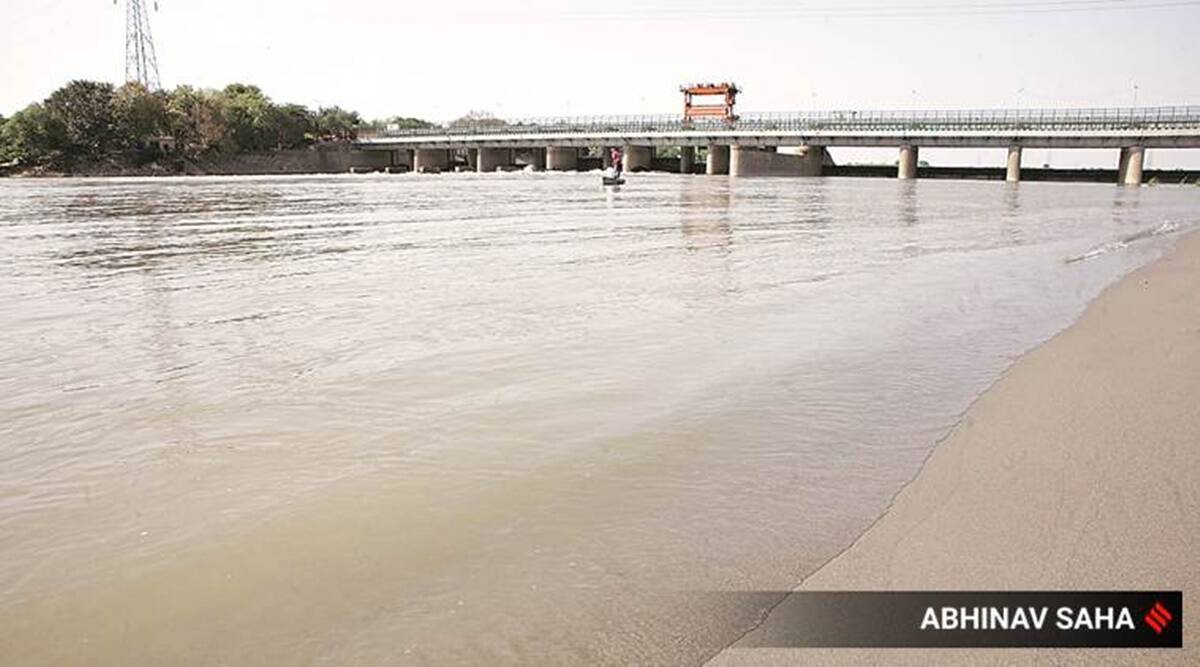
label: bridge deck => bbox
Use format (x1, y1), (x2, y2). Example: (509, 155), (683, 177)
(355, 106), (1200, 150)
(356, 106), (1200, 150)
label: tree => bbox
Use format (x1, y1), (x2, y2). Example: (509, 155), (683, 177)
(361, 116), (435, 134)
(0, 103), (68, 166)
(388, 116), (434, 130)
(270, 103), (315, 149)
(112, 82), (170, 149)
(44, 80), (117, 161)
(165, 85), (227, 158)
(449, 110), (508, 131)
(315, 106), (361, 141)
(217, 83), (276, 152)
(2, 80), (419, 171)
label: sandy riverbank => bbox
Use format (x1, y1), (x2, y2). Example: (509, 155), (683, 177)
(710, 230), (1200, 665)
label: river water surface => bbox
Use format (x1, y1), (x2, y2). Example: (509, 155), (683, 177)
(0, 173), (1195, 664)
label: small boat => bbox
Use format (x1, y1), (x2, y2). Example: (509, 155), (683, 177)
(602, 176), (626, 186)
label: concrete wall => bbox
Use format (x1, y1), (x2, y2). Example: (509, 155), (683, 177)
(729, 146), (826, 177)
(184, 144), (363, 175)
(68, 144), (406, 177)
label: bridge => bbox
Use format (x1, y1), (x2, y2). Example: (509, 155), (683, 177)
(353, 106), (1200, 184)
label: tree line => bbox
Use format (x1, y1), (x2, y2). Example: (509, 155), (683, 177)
(0, 80), (433, 170)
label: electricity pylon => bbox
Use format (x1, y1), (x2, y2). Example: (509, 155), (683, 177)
(120, 0), (161, 89)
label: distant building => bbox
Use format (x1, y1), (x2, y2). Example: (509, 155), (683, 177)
(146, 135), (176, 153)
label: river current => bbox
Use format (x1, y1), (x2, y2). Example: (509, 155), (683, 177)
(0, 173), (1194, 664)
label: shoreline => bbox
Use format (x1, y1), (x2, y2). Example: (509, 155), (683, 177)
(5, 167), (1200, 184)
(0, 142), (364, 179)
(710, 229), (1200, 665)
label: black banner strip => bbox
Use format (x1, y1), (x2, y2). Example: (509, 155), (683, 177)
(729, 591), (1182, 648)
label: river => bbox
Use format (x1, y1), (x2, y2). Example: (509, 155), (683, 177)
(0, 173), (1194, 664)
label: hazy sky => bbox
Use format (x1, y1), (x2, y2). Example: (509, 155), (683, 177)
(3, 0), (1200, 166)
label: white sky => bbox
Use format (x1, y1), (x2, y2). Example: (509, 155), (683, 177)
(3, 0), (1200, 167)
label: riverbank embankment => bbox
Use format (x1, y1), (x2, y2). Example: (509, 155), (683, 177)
(2, 143), (374, 178)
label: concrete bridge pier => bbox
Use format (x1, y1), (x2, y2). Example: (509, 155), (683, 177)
(413, 149), (450, 173)
(706, 145), (730, 175)
(1117, 146), (1145, 185)
(729, 146), (748, 176)
(546, 147), (578, 171)
(623, 146), (654, 172)
(680, 146), (695, 174)
(1006, 146), (1022, 182)
(898, 145), (919, 180)
(477, 148), (511, 172)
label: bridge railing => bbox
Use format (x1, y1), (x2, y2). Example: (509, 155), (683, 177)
(359, 106), (1200, 138)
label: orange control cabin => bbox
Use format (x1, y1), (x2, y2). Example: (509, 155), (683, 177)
(681, 82), (740, 123)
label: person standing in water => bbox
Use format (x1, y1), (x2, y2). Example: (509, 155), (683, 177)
(610, 147), (624, 177)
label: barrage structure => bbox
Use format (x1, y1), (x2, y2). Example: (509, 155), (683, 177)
(354, 106), (1200, 184)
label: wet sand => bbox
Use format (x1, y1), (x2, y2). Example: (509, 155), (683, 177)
(710, 230), (1200, 665)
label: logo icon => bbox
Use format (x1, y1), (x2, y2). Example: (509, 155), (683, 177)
(1144, 601), (1174, 635)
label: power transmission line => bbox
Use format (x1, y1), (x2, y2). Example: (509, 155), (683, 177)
(456, 0), (1200, 22)
(121, 0), (161, 89)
